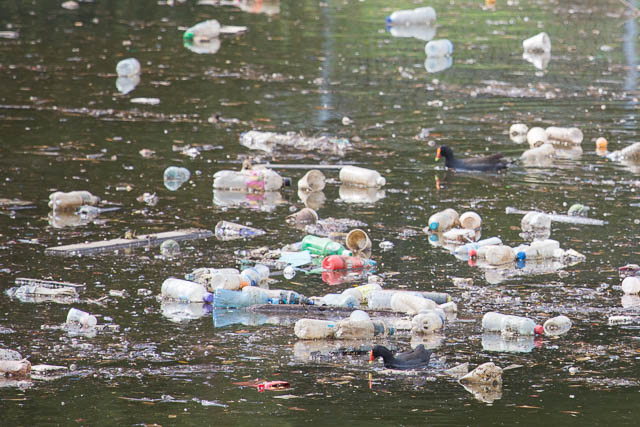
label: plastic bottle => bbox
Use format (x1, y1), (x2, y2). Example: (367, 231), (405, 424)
(207, 272), (248, 291)
(459, 211), (482, 230)
(213, 168), (284, 192)
(428, 208), (459, 232)
(516, 239), (560, 261)
(301, 235), (352, 256)
(321, 255), (376, 271)
(454, 237), (502, 258)
(542, 315), (572, 336)
(66, 308), (97, 329)
(116, 58), (141, 77)
(475, 245), (516, 266)
(339, 166), (386, 188)
(334, 318), (394, 339)
(509, 124), (528, 144)
(265, 289), (311, 305)
(545, 127), (583, 145)
(390, 292), (437, 315)
(341, 283), (383, 304)
(48, 191), (100, 210)
(482, 312), (541, 336)
(319, 293), (359, 308)
(161, 278), (213, 303)
(386, 6), (436, 26)
(240, 264), (270, 287)
(183, 19), (221, 43)
(185, 267), (239, 284)
(0, 359), (31, 378)
(9, 284), (77, 299)
(608, 315), (634, 326)
(411, 310), (444, 334)
(294, 319), (336, 339)
(527, 127), (548, 148)
(621, 276), (640, 294)
(425, 39), (453, 57)
(215, 221), (266, 239)
(213, 287), (269, 308)
(163, 166), (191, 191)
(521, 211), (551, 233)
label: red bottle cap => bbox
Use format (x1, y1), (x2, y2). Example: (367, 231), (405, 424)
(469, 249), (477, 258)
(322, 255), (346, 270)
(534, 324), (544, 336)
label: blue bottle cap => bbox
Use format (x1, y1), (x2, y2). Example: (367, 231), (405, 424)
(429, 222), (439, 231)
(516, 251), (526, 260)
(203, 292), (214, 303)
(385, 16), (392, 24)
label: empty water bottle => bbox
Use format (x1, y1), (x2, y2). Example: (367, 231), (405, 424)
(321, 255), (376, 271)
(386, 6), (436, 26)
(334, 318), (394, 339)
(164, 166), (191, 191)
(454, 237), (502, 258)
(294, 318), (336, 339)
(475, 245), (516, 266)
(546, 127), (583, 145)
(425, 39), (453, 57)
(527, 127), (548, 148)
(320, 293), (359, 308)
(516, 239), (560, 260)
(215, 220), (266, 240)
(341, 283), (383, 304)
(482, 312), (541, 336)
(213, 287), (269, 308)
(161, 278), (213, 303)
(339, 166), (386, 188)
(183, 19), (221, 42)
(49, 191), (100, 210)
(265, 289), (311, 305)
(428, 208), (459, 232)
(116, 58), (141, 77)
(390, 292), (437, 315)
(213, 168), (284, 192)
(411, 310), (444, 334)
(459, 211), (482, 230)
(66, 307), (97, 329)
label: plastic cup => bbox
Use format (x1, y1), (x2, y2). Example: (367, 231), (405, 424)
(298, 169), (326, 192)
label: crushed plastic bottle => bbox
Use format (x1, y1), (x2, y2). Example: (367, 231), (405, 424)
(164, 166), (191, 191)
(215, 220), (266, 240)
(515, 239), (560, 261)
(341, 283), (383, 304)
(66, 308), (97, 329)
(424, 55), (452, 73)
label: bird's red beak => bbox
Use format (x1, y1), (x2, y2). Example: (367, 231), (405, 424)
(369, 350), (374, 363)
(435, 147), (441, 161)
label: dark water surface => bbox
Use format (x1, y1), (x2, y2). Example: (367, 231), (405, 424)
(1, 0), (639, 425)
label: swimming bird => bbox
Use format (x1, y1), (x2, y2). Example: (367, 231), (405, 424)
(370, 344), (432, 370)
(435, 145), (508, 172)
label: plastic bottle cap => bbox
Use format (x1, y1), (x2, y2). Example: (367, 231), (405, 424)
(203, 292), (214, 303)
(183, 31), (194, 42)
(516, 251), (526, 260)
(283, 177), (292, 187)
(534, 324), (544, 336)
(429, 222), (439, 231)
(385, 16), (392, 24)
(469, 249), (477, 258)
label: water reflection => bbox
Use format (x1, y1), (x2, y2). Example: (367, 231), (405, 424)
(522, 50), (550, 71)
(161, 301), (212, 323)
(481, 333), (537, 353)
(212, 309), (293, 328)
(387, 24), (436, 42)
(183, 39), (221, 55)
(424, 55), (452, 73)
(213, 190), (285, 210)
(338, 185), (385, 204)
(116, 75), (140, 95)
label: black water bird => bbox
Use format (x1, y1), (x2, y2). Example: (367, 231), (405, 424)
(435, 145), (508, 172)
(370, 344), (432, 370)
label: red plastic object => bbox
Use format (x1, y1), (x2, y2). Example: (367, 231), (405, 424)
(322, 255), (365, 270)
(534, 324), (544, 336)
(256, 380), (290, 392)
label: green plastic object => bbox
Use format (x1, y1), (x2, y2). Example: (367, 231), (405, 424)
(183, 31), (195, 42)
(301, 235), (352, 257)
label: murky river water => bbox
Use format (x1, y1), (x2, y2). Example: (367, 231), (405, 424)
(1, 0), (639, 424)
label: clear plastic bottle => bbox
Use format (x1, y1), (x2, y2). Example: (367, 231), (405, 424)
(516, 239), (560, 260)
(164, 166), (191, 191)
(521, 211), (551, 233)
(411, 310), (444, 334)
(294, 318), (336, 339)
(482, 312), (540, 336)
(428, 208), (459, 232)
(459, 211), (482, 230)
(213, 287), (269, 308)
(213, 168), (284, 192)
(454, 237), (502, 258)
(215, 220), (266, 239)
(207, 272), (247, 291)
(425, 39), (453, 57)
(240, 264), (270, 288)
(185, 267), (239, 284)
(339, 166), (386, 188)
(476, 245), (516, 266)
(386, 6), (436, 26)
(390, 292), (437, 315)
(265, 289), (311, 305)
(116, 58), (141, 77)
(542, 315), (572, 336)
(509, 124), (528, 144)
(49, 191), (100, 210)
(320, 293), (359, 308)
(545, 127), (583, 145)
(621, 276), (640, 294)
(183, 19), (221, 43)
(301, 235), (352, 256)
(66, 308), (97, 329)
(161, 278), (213, 303)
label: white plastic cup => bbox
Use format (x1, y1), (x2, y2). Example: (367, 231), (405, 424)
(298, 169), (326, 192)
(542, 315), (572, 336)
(522, 32), (551, 53)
